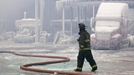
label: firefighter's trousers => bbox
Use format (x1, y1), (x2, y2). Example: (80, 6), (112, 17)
(77, 50), (97, 69)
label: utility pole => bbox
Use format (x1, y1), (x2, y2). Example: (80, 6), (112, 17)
(70, 6), (73, 37)
(62, 6), (65, 37)
(62, 0), (65, 38)
(35, 0), (39, 19)
(35, 0), (39, 43)
(40, 0), (44, 31)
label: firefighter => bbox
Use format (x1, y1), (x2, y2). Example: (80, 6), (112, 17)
(74, 23), (97, 72)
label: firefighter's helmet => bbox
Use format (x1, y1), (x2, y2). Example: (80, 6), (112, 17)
(78, 23), (86, 30)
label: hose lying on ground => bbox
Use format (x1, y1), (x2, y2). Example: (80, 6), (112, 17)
(0, 51), (92, 75)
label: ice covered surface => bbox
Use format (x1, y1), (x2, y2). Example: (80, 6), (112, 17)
(95, 21), (120, 40)
(96, 3), (128, 18)
(95, 3), (128, 34)
(95, 26), (119, 33)
(92, 3), (129, 49)
(1, 46), (134, 75)
(96, 21), (120, 27)
(16, 18), (40, 27)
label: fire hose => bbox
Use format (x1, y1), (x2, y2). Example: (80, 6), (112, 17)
(0, 51), (92, 75)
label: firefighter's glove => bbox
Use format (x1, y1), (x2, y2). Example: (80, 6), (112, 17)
(80, 45), (84, 48)
(77, 39), (80, 42)
(85, 39), (90, 43)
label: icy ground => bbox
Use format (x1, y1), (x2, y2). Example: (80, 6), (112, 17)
(0, 45), (134, 75)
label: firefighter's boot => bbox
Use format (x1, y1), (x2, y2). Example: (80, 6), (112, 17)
(91, 65), (97, 72)
(74, 68), (82, 72)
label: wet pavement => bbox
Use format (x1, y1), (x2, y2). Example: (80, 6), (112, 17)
(0, 47), (134, 75)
